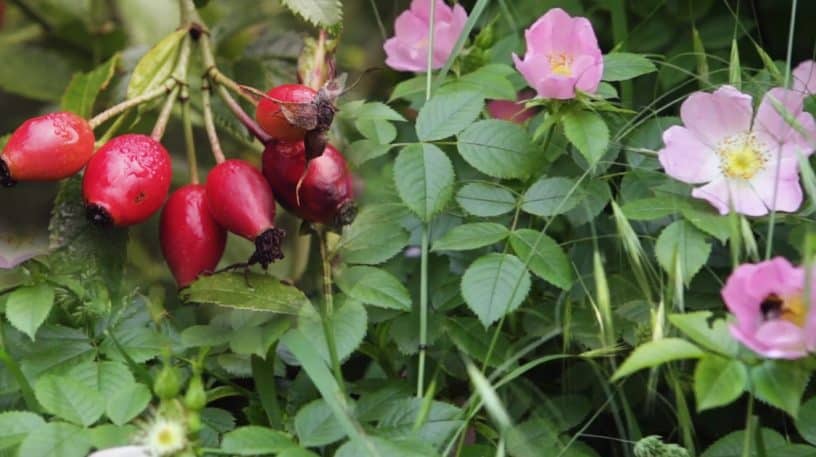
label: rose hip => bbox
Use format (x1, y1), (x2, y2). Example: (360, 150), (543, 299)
(255, 84), (318, 140)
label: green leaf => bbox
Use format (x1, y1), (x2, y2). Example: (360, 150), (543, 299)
(295, 399), (345, 447)
(279, 448), (321, 457)
(181, 272), (312, 315)
(0, 46), (76, 101)
(521, 177), (582, 217)
(680, 202), (731, 243)
(509, 229), (573, 290)
(446, 317), (512, 368)
(356, 119), (396, 144)
(106, 383), (151, 425)
(454, 64), (517, 100)
(796, 397), (816, 446)
(377, 397), (462, 446)
(100, 326), (164, 363)
(347, 139), (395, 166)
(416, 91), (484, 141)
(342, 101), (407, 122)
(394, 143), (455, 222)
(335, 436), (439, 457)
(87, 424), (138, 450)
(432, 223), (509, 251)
(336, 266), (411, 311)
(612, 338), (704, 381)
(279, 0), (342, 27)
(18, 422), (91, 457)
(694, 355), (747, 411)
(457, 120), (533, 179)
(602, 53), (657, 81)
(126, 28), (186, 99)
(751, 360), (810, 417)
(18, 325), (95, 379)
(68, 361), (136, 398)
(299, 298), (367, 362)
(456, 183), (517, 217)
(34, 375), (105, 427)
(5, 283), (54, 341)
(461, 253), (531, 327)
(221, 426), (296, 455)
(669, 312), (739, 357)
(337, 204), (410, 265)
(0, 411), (45, 451)
(621, 197), (681, 220)
(655, 220), (712, 285)
(230, 319), (292, 358)
(562, 110), (610, 167)
(181, 325), (232, 348)
(700, 428), (793, 457)
(61, 54), (121, 118)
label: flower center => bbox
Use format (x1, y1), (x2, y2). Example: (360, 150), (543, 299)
(717, 133), (767, 180)
(548, 53), (574, 76)
(157, 428), (175, 446)
(760, 293), (806, 327)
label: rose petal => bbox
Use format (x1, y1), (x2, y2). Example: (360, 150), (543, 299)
(680, 85), (753, 148)
(658, 125), (720, 184)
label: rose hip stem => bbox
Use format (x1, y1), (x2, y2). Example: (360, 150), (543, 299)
(216, 85), (273, 145)
(200, 79), (225, 164)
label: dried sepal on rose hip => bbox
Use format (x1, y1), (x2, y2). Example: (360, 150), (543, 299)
(262, 140), (356, 228)
(83, 134), (172, 227)
(205, 159), (285, 269)
(160, 184), (227, 288)
(1, 112), (95, 187)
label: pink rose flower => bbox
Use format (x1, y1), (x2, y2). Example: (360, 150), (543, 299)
(722, 257), (816, 359)
(793, 60), (816, 95)
(658, 85), (816, 216)
(512, 8), (603, 100)
(383, 0), (468, 73)
(487, 90), (537, 124)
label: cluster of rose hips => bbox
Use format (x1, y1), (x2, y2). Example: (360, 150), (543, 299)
(1, 82), (355, 287)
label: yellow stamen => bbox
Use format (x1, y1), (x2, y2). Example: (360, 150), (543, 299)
(718, 133), (767, 180)
(761, 293), (806, 327)
(549, 53), (574, 77)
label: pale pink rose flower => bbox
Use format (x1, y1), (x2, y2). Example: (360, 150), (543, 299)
(722, 257), (816, 359)
(383, 0), (468, 73)
(658, 85), (816, 216)
(792, 60), (816, 94)
(512, 8), (603, 100)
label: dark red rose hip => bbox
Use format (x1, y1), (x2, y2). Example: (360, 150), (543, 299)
(205, 159), (285, 268)
(1, 112), (95, 187)
(262, 140), (356, 227)
(83, 134), (172, 227)
(160, 184), (227, 287)
(255, 84), (318, 140)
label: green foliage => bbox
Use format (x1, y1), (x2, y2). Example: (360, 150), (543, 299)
(61, 54), (120, 118)
(279, 0), (343, 27)
(394, 143), (455, 222)
(127, 29), (186, 99)
(461, 253), (531, 327)
(613, 339), (704, 381)
(181, 272), (312, 314)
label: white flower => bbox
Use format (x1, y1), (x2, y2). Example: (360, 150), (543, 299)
(141, 416), (187, 456)
(88, 446), (150, 457)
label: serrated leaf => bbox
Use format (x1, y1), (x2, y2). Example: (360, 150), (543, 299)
(347, 139), (394, 166)
(751, 360), (810, 417)
(335, 436), (439, 457)
(446, 317), (512, 368)
(100, 326), (164, 363)
(377, 397), (462, 446)
(229, 319), (292, 358)
(18, 422), (91, 457)
(668, 312), (739, 357)
(0, 411), (45, 451)
(299, 298), (367, 362)
(295, 399), (345, 447)
(181, 325), (232, 348)
(19, 325), (95, 379)
(602, 53), (657, 81)
(416, 90), (484, 141)
(5, 283), (54, 341)
(509, 229), (573, 290)
(655, 220), (712, 285)
(106, 383), (151, 425)
(461, 253), (531, 327)
(68, 361), (136, 398)
(394, 143), (455, 222)
(521, 177), (583, 217)
(562, 110), (609, 167)
(796, 397), (816, 446)
(221, 426), (296, 455)
(280, 0), (343, 27)
(456, 183), (517, 217)
(694, 355), (747, 411)
(457, 120), (532, 179)
(338, 204), (410, 265)
(181, 272), (312, 314)
(612, 338), (704, 381)
(126, 29), (186, 99)
(432, 223), (509, 251)
(621, 197), (682, 220)
(61, 53), (121, 118)
(453, 64), (517, 100)
(336, 266), (411, 311)
(35, 375), (105, 426)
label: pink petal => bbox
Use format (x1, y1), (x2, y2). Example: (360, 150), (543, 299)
(394, 9), (428, 43)
(384, 38), (425, 72)
(722, 263), (763, 327)
(514, 53), (576, 99)
(793, 60), (816, 94)
(753, 320), (809, 359)
(680, 86), (753, 148)
(525, 8), (573, 55)
(691, 178), (768, 216)
(658, 126), (720, 184)
(572, 55), (603, 94)
(566, 17), (601, 57)
(747, 158), (804, 213)
(753, 88), (814, 148)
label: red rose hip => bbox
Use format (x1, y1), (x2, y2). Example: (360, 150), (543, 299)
(205, 159), (285, 268)
(262, 140), (356, 227)
(160, 184), (227, 287)
(83, 134), (172, 227)
(1, 112), (95, 187)
(255, 84), (317, 140)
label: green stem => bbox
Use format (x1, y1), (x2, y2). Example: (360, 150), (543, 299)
(319, 231), (345, 396)
(89, 83), (172, 129)
(200, 79), (225, 164)
(181, 87), (199, 184)
(150, 85), (181, 141)
(215, 85), (272, 143)
(741, 395), (755, 457)
(417, 223), (430, 398)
